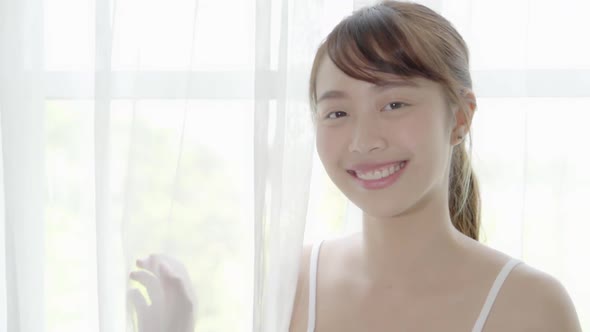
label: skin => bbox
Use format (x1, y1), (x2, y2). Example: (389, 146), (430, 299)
(288, 56), (582, 331)
(126, 55), (581, 332)
(128, 254), (197, 332)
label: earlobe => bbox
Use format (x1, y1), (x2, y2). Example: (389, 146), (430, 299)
(453, 126), (466, 145)
(455, 89), (476, 131)
(463, 89), (477, 117)
(456, 126), (465, 139)
(448, 89), (476, 145)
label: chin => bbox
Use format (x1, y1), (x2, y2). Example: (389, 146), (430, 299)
(341, 190), (409, 219)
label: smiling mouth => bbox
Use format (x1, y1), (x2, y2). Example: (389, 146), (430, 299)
(348, 161), (407, 180)
(346, 160), (408, 190)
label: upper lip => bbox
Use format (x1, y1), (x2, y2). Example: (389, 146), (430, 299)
(347, 160), (407, 173)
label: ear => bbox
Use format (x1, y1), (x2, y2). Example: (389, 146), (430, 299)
(451, 89), (476, 146)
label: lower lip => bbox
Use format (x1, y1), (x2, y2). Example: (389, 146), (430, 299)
(351, 161), (408, 190)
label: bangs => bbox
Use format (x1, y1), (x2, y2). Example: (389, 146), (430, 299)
(325, 5), (444, 84)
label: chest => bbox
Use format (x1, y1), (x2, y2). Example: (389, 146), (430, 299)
(314, 283), (488, 332)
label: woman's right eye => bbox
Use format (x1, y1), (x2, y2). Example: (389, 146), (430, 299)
(326, 111), (347, 119)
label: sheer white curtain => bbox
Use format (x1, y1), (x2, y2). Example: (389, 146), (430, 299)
(1, 0), (323, 331)
(0, 0), (46, 331)
(1, 0), (590, 332)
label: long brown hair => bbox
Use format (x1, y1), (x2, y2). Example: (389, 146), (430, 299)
(309, 1), (481, 240)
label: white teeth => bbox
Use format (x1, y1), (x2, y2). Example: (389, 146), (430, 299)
(356, 161), (405, 180)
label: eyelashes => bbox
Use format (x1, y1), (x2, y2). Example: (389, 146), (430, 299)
(321, 101), (409, 120)
(383, 102), (407, 111)
(325, 110), (347, 119)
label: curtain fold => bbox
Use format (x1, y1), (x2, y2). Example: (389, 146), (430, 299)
(0, 111), (5, 332)
(253, 0), (322, 329)
(94, 0), (127, 330)
(0, 0), (46, 331)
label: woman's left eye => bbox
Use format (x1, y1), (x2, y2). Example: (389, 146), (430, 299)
(383, 102), (406, 111)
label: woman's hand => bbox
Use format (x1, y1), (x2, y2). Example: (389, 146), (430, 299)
(128, 254), (197, 332)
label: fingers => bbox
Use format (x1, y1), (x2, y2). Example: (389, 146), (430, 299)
(137, 255), (193, 299)
(159, 262), (197, 310)
(159, 261), (186, 286)
(130, 254), (198, 331)
(127, 288), (148, 314)
(129, 270), (164, 309)
(127, 288), (154, 332)
(138, 254), (188, 279)
(136, 255), (162, 277)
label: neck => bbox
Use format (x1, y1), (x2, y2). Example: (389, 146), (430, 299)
(355, 190), (467, 288)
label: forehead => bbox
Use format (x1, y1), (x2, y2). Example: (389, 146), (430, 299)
(315, 55), (437, 96)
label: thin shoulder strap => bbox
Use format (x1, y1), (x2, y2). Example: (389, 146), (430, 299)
(307, 239), (324, 332)
(472, 259), (522, 332)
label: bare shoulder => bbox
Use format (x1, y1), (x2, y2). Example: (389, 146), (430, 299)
(289, 243), (313, 332)
(488, 262), (582, 331)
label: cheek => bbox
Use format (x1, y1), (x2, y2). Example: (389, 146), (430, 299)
(397, 115), (434, 152)
(402, 111), (450, 172)
(315, 129), (340, 165)
(413, 114), (453, 183)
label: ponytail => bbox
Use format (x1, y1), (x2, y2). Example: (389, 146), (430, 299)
(449, 139), (480, 241)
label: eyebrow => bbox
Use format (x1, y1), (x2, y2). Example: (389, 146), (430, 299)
(316, 79), (419, 104)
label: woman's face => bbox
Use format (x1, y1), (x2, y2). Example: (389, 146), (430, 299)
(314, 56), (460, 218)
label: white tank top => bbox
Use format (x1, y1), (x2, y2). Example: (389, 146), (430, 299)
(306, 239), (522, 332)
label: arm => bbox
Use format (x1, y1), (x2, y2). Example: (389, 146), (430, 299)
(289, 244), (313, 332)
(501, 264), (582, 332)
(532, 273), (582, 331)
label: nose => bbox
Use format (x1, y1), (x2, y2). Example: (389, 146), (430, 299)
(348, 117), (386, 154)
